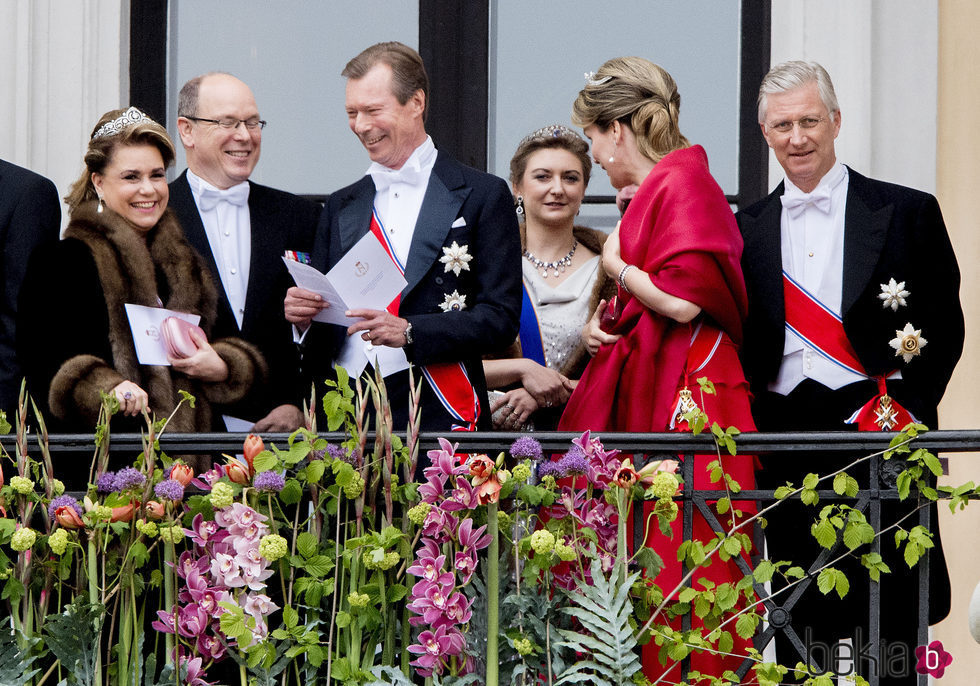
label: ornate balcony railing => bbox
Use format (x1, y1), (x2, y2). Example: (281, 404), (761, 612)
(6, 429), (977, 686)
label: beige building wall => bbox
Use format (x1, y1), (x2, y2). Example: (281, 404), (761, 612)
(933, 0), (980, 681)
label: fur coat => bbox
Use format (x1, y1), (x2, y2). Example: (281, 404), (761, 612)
(17, 202), (266, 436)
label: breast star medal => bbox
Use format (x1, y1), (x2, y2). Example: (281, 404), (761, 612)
(439, 291), (467, 312)
(439, 242), (472, 276)
(889, 322), (926, 363)
(878, 278), (910, 311)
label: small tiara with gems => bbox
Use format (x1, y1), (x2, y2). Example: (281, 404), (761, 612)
(92, 107), (152, 139)
(584, 71), (612, 87)
(518, 124), (582, 148)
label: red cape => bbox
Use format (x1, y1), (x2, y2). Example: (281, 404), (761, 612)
(560, 145), (749, 433)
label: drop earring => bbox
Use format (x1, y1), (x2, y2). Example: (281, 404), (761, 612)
(608, 156), (615, 163)
(97, 193), (104, 213)
(515, 196), (525, 217)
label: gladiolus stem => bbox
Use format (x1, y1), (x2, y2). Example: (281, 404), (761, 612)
(87, 537), (103, 686)
(486, 501), (499, 686)
(163, 535), (175, 668)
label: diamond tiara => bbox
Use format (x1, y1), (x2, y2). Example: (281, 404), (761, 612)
(92, 107), (152, 139)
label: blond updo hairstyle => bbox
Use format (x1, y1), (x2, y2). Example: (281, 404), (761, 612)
(65, 107), (176, 212)
(572, 57), (690, 165)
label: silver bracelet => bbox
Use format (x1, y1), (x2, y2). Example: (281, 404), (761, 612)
(618, 264), (637, 294)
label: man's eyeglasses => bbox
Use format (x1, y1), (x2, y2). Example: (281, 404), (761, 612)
(766, 116), (827, 134)
(184, 116), (267, 130)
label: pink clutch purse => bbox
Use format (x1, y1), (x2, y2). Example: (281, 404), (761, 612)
(161, 317), (205, 359)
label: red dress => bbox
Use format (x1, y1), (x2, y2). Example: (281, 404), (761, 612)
(559, 145), (757, 682)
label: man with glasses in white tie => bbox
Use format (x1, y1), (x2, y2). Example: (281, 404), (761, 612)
(285, 42), (521, 436)
(170, 72), (319, 432)
(737, 61), (962, 683)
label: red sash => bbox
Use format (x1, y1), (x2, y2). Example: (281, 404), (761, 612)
(669, 321), (724, 431)
(369, 210), (480, 431)
(782, 273), (914, 431)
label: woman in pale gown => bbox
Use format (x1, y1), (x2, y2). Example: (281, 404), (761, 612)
(484, 125), (614, 431)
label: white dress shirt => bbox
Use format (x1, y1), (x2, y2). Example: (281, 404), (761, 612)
(366, 136), (437, 265)
(187, 169), (251, 329)
(770, 163), (872, 394)
(334, 137), (438, 377)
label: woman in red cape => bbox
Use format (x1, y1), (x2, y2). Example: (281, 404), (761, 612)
(559, 57), (758, 682)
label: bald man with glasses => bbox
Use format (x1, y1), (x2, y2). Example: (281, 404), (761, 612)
(169, 72), (320, 432)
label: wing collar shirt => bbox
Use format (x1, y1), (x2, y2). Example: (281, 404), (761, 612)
(331, 137), (437, 375)
(769, 163), (874, 394)
(187, 169), (251, 329)
(366, 135), (437, 266)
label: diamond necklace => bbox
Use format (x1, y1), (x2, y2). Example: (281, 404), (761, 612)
(523, 239), (578, 278)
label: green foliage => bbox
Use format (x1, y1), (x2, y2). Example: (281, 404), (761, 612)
(554, 559), (642, 686)
(0, 629), (41, 685)
(43, 597), (104, 686)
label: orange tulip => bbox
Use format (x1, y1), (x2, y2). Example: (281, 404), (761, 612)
(637, 458), (680, 487)
(613, 459), (639, 489)
(243, 434), (265, 473)
(468, 454), (495, 484)
(169, 463), (194, 487)
(225, 460), (251, 485)
(110, 502), (135, 522)
(476, 475), (502, 505)
(144, 500), (166, 520)
(54, 505), (85, 529)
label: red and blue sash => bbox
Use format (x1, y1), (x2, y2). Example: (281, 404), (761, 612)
(782, 272), (914, 431)
(517, 282), (547, 367)
(369, 209), (480, 431)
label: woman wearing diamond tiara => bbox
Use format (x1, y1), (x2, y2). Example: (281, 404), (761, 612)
(17, 108), (265, 481)
(483, 125), (615, 431)
(558, 58), (757, 680)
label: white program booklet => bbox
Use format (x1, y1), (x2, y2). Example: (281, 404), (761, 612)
(124, 304), (201, 366)
(282, 231), (407, 326)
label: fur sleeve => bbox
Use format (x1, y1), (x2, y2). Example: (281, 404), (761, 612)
(49, 354), (125, 425)
(202, 338), (269, 405)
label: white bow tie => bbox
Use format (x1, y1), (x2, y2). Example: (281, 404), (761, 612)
(197, 182), (249, 212)
(369, 163), (423, 192)
(781, 186), (832, 218)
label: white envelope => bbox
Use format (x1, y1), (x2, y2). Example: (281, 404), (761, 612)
(124, 304), (201, 366)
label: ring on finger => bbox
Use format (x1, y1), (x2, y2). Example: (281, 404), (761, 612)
(124, 391), (133, 400)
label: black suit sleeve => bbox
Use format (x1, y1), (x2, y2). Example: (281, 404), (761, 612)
(0, 169), (61, 413)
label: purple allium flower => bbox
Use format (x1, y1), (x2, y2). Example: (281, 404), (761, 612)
(536, 461), (560, 479)
(114, 466), (146, 491)
(326, 443), (355, 465)
(253, 471), (285, 493)
(510, 435), (543, 461)
(48, 495), (84, 520)
(96, 471), (117, 494)
(154, 478), (184, 502)
(557, 445), (588, 476)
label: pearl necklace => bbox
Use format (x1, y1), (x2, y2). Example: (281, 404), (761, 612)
(523, 239), (578, 279)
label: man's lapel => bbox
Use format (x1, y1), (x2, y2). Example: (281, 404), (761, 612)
(241, 183), (278, 334)
(743, 186), (785, 328)
(338, 178), (376, 254)
(403, 154), (471, 296)
(841, 168), (891, 315)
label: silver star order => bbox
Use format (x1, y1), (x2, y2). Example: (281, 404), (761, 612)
(889, 322), (927, 363)
(439, 290), (467, 312)
(878, 278), (910, 311)
(439, 241), (472, 276)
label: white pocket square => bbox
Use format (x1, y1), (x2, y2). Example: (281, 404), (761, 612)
(451, 217), (467, 228)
